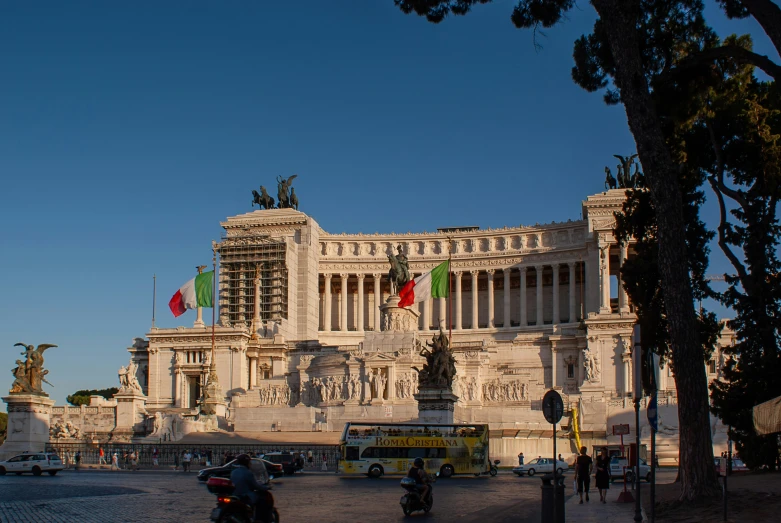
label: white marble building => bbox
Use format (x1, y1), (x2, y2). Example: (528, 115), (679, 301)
(125, 189), (731, 460)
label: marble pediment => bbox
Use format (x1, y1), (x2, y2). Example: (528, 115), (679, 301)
(362, 352), (398, 363)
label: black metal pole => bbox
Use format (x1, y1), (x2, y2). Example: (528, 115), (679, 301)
(634, 398), (642, 522)
(650, 419), (656, 523)
(553, 421), (557, 523)
(724, 427), (731, 522)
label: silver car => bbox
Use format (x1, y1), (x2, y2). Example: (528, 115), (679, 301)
(0, 452), (64, 476)
(513, 458), (568, 477)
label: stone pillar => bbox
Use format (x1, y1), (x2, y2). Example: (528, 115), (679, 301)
(438, 296), (446, 329)
(619, 242), (630, 313)
(552, 263), (560, 324)
(425, 297), (433, 331)
(551, 348), (558, 389)
(372, 273), (382, 331)
(112, 391), (147, 443)
(503, 268), (511, 328)
(599, 242), (611, 314)
(340, 273), (349, 331)
(470, 270), (479, 329)
(568, 262), (577, 323)
(414, 389), (458, 425)
(520, 267), (528, 327)
(622, 336), (633, 396)
(486, 270), (495, 328)
(0, 394), (56, 460)
(252, 271), (261, 337)
(454, 271), (463, 330)
(536, 265), (544, 326)
(174, 367), (183, 408)
(387, 366), (396, 401)
(249, 357), (257, 389)
(323, 274), (332, 332)
(195, 306), (205, 328)
(356, 274), (365, 332)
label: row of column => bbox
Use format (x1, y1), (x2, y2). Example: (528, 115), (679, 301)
(600, 241), (630, 314)
(320, 263), (583, 331)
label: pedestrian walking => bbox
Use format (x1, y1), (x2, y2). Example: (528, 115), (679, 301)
(130, 451), (138, 471)
(74, 450), (81, 471)
(335, 450), (341, 473)
(183, 450), (192, 472)
(111, 452), (119, 471)
(99, 447), (106, 465)
(174, 452), (179, 471)
(518, 452), (524, 466)
(307, 449), (313, 467)
(575, 446), (593, 504)
(63, 450), (71, 469)
(321, 454), (328, 472)
(152, 448), (159, 468)
(595, 448), (610, 503)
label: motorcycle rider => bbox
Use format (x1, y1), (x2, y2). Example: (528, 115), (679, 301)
(231, 454), (271, 522)
(407, 457), (432, 505)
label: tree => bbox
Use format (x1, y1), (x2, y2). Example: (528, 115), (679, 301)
(66, 388), (119, 406)
(0, 412), (7, 442)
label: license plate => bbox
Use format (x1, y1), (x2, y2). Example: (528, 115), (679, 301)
(209, 508), (221, 521)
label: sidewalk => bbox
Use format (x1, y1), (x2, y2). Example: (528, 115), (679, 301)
(564, 490), (647, 522)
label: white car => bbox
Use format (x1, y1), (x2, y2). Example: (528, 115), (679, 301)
(609, 456), (651, 482)
(513, 458), (568, 477)
(0, 452), (64, 476)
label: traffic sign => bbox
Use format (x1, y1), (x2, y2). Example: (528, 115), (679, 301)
(542, 390), (564, 425)
(647, 394), (658, 431)
(613, 424), (630, 436)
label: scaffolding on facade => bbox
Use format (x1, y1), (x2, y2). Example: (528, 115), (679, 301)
(216, 236), (288, 326)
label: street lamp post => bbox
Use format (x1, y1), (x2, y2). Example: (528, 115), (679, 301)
(633, 325), (643, 523)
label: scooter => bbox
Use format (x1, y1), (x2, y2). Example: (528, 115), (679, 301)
(206, 477), (280, 523)
(400, 475), (436, 516)
(475, 459), (500, 477)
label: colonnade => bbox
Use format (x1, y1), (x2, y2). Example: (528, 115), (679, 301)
(319, 263), (586, 332)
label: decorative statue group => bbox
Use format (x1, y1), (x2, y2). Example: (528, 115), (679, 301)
(257, 382), (295, 406)
(415, 330), (457, 390)
(252, 175), (299, 210)
(117, 359), (144, 394)
(604, 154), (643, 190)
(583, 346), (601, 382)
(481, 378), (529, 403)
(150, 411), (184, 441)
(387, 244), (411, 294)
(50, 420), (82, 440)
(302, 374), (362, 404)
(394, 372), (420, 400)
(10, 343), (56, 395)
(453, 376), (480, 402)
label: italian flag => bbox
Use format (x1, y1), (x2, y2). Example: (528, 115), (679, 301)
(168, 271), (214, 317)
(398, 261), (449, 308)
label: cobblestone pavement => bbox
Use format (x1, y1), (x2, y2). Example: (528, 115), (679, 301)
(0, 469), (550, 523)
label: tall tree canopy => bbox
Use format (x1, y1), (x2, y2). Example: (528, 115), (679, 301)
(66, 388), (119, 406)
(393, 0), (781, 499)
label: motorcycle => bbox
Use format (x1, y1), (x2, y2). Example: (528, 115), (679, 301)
(206, 477), (280, 523)
(399, 474), (436, 516)
(475, 459), (500, 477)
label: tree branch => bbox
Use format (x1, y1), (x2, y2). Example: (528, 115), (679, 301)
(706, 122), (749, 209)
(658, 44), (781, 83)
(741, 0), (781, 59)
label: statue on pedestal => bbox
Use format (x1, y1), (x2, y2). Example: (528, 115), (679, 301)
(9, 343), (57, 395)
(414, 329), (457, 390)
(387, 244), (410, 295)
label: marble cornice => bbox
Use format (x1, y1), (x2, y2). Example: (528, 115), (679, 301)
(320, 220), (587, 240)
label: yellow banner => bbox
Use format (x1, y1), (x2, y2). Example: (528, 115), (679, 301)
(571, 406), (582, 450)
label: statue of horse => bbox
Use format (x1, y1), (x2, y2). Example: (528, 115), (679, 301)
(290, 187), (299, 210)
(604, 167), (617, 190)
(252, 187), (275, 209)
(387, 253), (410, 295)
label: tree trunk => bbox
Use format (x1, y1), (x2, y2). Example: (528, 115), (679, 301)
(593, 0), (720, 500)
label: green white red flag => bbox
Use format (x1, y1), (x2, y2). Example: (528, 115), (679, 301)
(398, 261), (449, 308)
(169, 271), (214, 317)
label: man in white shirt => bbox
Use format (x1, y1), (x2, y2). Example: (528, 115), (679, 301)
(182, 451), (192, 472)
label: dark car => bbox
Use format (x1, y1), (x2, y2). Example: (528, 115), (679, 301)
(197, 458), (277, 483)
(262, 452), (302, 475)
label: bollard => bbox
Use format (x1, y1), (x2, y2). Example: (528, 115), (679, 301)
(540, 473), (565, 523)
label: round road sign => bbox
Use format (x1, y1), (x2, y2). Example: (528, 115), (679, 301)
(542, 390), (564, 425)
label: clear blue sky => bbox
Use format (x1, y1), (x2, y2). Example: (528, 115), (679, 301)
(0, 1), (775, 408)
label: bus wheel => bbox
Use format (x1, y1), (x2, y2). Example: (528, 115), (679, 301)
(368, 465), (383, 478)
(440, 465), (454, 478)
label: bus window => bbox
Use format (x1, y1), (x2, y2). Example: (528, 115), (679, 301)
(346, 446), (360, 461)
(408, 448), (426, 459)
(361, 447), (380, 458)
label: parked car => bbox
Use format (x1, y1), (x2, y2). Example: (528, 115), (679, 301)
(610, 456), (652, 483)
(197, 457), (275, 483)
(0, 452), (64, 476)
(261, 452), (302, 475)
(513, 458), (568, 477)
(714, 457), (748, 476)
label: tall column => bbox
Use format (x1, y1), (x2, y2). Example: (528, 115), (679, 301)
(568, 262), (577, 323)
(454, 271), (463, 330)
(372, 273), (382, 331)
(599, 242), (611, 313)
(550, 348), (557, 389)
(438, 296), (447, 330)
(552, 263), (560, 324)
(340, 273), (349, 331)
(503, 269), (511, 328)
(536, 265), (544, 326)
(249, 357), (257, 389)
(471, 270), (479, 329)
(252, 268), (261, 338)
(520, 267), (528, 327)
(323, 274), (332, 331)
(425, 297), (433, 330)
(619, 242), (630, 313)
(356, 274), (365, 331)
(486, 269), (495, 328)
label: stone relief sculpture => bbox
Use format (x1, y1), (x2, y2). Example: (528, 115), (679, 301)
(257, 383), (292, 406)
(481, 379), (531, 403)
(395, 372), (419, 399)
(414, 330), (457, 389)
(10, 342), (57, 394)
(583, 346), (601, 382)
(50, 420), (83, 440)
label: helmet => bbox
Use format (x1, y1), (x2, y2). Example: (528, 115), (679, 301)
(235, 454), (251, 468)
(414, 457), (424, 468)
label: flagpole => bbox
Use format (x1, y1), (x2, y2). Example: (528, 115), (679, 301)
(447, 236), (453, 343)
(211, 249), (217, 362)
(151, 274), (156, 328)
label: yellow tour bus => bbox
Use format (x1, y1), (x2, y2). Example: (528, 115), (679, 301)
(338, 422), (490, 478)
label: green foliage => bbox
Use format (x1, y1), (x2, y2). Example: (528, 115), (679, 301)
(0, 412), (7, 442)
(66, 388), (119, 406)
